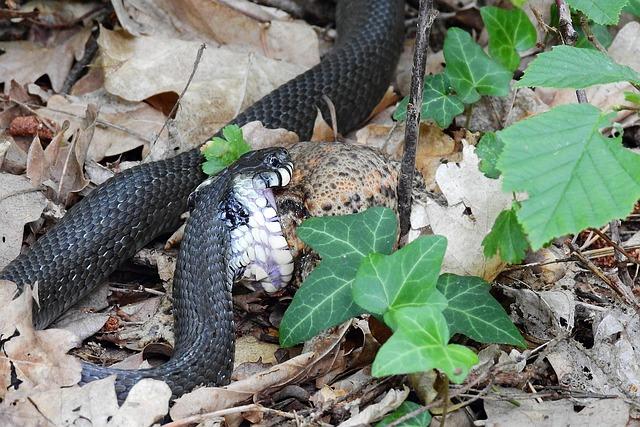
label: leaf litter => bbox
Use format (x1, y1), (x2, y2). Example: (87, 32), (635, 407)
(0, 0), (640, 425)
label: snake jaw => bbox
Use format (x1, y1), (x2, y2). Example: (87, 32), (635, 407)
(228, 158), (295, 293)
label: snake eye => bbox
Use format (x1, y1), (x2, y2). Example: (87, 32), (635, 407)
(267, 155), (279, 168)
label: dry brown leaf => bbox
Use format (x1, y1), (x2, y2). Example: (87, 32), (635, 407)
(0, 174), (47, 270)
(0, 282), (82, 403)
(170, 352), (317, 419)
(37, 93), (165, 162)
(338, 386), (410, 427)
(425, 143), (514, 280)
(234, 335), (278, 367)
(0, 27), (91, 93)
(5, 376), (171, 427)
(27, 105), (97, 204)
(98, 27), (308, 149)
(109, 0), (319, 67)
(241, 121), (299, 150)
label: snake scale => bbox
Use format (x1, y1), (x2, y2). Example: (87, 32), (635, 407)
(0, 0), (405, 401)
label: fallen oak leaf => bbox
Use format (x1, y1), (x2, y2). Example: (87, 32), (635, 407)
(6, 375), (171, 427)
(0, 175), (47, 270)
(0, 27), (91, 94)
(170, 352), (317, 419)
(0, 281), (82, 403)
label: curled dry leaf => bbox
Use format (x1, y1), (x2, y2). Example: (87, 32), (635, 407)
(0, 27), (91, 94)
(425, 143), (514, 280)
(37, 94), (165, 163)
(0, 282), (82, 403)
(338, 386), (410, 427)
(109, 0), (319, 67)
(98, 27), (309, 149)
(27, 104), (98, 204)
(0, 174), (47, 270)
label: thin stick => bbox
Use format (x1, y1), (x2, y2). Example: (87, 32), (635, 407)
(589, 227), (640, 266)
(566, 241), (638, 308)
(152, 43), (206, 146)
(554, 0), (588, 104)
(397, 0), (438, 236)
(164, 403), (296, 427)
(608, 220), (635, 289)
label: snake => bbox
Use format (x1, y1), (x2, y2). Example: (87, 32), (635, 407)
(0, 0), (405, 401)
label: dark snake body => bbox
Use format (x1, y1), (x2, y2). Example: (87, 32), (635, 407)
(0, 0), (404, 400)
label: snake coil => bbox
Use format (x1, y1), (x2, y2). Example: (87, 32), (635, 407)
(0, 0), (404, 401)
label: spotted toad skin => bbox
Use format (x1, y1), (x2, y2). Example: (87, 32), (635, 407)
(274, 141), (428, 262)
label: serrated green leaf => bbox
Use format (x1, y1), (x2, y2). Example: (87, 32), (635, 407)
(476, 132), (504, 179)
(222, 123), (243, 145)
(201, 124), (252, 176)
(279, 207), (397, 346)
(625, 0), (640, 16)
(517, 45), (640, 89)
(443, 27), (512, 104)
(481, 6), (537, 71)
(497, 104), (640, 249)
(353, 236), (447, 316)
(437, 274), (526, 346)
(372, 306), (478, 383)
(393, 74), (465, 128)
(566, 0), (628, 25)
(482, 206), (529, 264)
(201, 158), (226, 176)
(377, 402), (431, 427)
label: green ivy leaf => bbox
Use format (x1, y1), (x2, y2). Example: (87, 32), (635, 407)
(517, 45), (640, 89)
(438, 274), (526, 346)
(201, 124), (252, 175)
(497, 104), (640, 249)
(393, 74), (465, 128)
(353, 236), (447, 316)
(279, 207), (397, 347)
(482, 205), (529, 264)
(480, 6), (537, 71)
(443, 27), (512, 104)
(476, 132), (504, 179)
(372, 306), (478, 383)
(566, 0), (629, 25)
(377, 402), (431, 427)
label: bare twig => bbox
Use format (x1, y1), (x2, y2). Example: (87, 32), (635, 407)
(163, 403), (296, 427)
(61, 32), (99, 94)
(608, 220), (635, 289)
(554, 0), (588, 104)
(398, 0), (438, 237)
(566, 240), (639, 308)
(579, 15), (607, 53)
(589, 226), (640, 266)
(152, 43), (206, 146)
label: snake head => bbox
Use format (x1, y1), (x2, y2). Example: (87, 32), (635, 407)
(230, 147), (293, 190)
